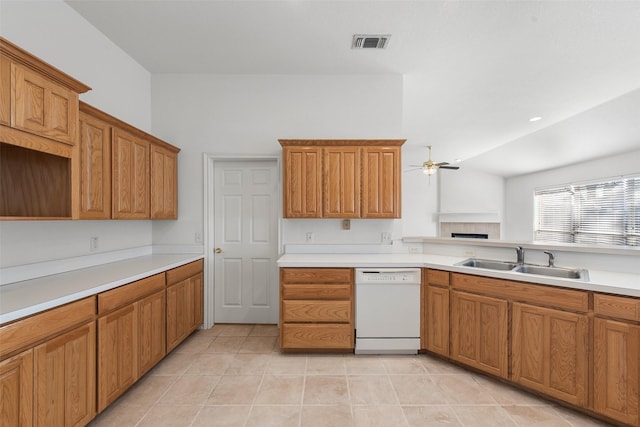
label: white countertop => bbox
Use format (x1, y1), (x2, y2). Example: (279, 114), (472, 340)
(0, 253), (203, 324)
(277, 253), (640, 297)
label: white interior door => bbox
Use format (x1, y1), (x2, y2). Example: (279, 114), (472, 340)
(213, 160), (279, 324)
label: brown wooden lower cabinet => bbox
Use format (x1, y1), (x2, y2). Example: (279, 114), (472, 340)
(0, 349), (33, 427)
(166, 260), (204, 353)
(138, 290), (166, 377)
(512, 302), (588, 407)
(450, 289), (508, 378)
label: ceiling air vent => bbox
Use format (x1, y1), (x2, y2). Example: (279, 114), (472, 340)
(352, 34), (391, 49)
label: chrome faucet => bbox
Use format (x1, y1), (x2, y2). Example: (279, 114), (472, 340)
(515, 246), (525, 264)
(544, 251), (555, 267)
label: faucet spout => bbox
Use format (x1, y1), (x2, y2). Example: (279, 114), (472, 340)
(515, 246), (525, 264)
(544, 251), (555, 267)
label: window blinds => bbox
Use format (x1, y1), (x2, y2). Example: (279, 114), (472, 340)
(534, 175), (640, 246)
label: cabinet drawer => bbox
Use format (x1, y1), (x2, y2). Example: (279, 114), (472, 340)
(282, 300), (351, 323)
(166, 259), (203, 285)
(427, 269), (449, 287)
(281, 324), (353, 349)
(595, 293), (640, 322)
(282, 283), (351, 300)
(451, 273), (589, 313)
(98, 273), (165, 314)
(281, 268), (352, 284)
(0, 297), (95, 360)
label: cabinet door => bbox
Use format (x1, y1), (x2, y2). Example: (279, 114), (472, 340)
(97, 303), (138, 412)
(0, 349), (33, 427)
(282, 146), (322, 218)
(150, 144), (177, 219)
(33, 322), (96, 427)
(361, 146), (401, 218)
(424, 285), (449, 356)
(167, 274), (203, 352)
(512, 303), (588, 407)
(78, 111), (111, 219)
(12, 64), (78, 145)
(450, 290), (508, 378)
(323, 147), (361, 218)
(594, 317), (640, 426)
(138, 290), (166, 376)
(0, 55), (9, 126)
(112, 128), (149, 219)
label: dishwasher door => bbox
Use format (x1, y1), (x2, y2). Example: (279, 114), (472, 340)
(355, 268), (421, 354)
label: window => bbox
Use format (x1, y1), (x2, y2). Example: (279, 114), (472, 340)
(534, 175), (640, 246)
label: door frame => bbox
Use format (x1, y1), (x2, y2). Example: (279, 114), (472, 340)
(202, 154), (282, 329)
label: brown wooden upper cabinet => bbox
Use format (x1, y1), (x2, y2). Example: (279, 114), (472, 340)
(79, 102), (179, 220)
(279, 139), (404, 219)
(0, 37), (90, 219)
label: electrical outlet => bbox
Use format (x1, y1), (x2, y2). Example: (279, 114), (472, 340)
(306, 232), (314, 243)
(90, 237), (99, 252)
(381, 232), (392, 244)
(463, 249), (476, 257)
(195, 232), (203, 243)
(408, 247), (420, 253)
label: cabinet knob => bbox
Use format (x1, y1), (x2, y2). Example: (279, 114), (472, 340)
(215, 248), (223, 254)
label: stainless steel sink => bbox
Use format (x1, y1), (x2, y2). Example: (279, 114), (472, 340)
(455, 258), (519, 271)
(513, 264), (589, 281)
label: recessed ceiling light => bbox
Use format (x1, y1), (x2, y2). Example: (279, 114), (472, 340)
(529, 116), (542, 122)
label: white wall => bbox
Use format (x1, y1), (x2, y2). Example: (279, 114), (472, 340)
(505, 149), (640, 241)
(0, 0), (153, 267)
(150, 74), (405, 248)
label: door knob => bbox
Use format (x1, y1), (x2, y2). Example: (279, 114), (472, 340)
(215, 248), (223, 254)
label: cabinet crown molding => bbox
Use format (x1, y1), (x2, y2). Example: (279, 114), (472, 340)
(279, 139), (405, 147)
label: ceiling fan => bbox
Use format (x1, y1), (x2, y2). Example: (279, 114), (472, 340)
(408, 145), (460, 176)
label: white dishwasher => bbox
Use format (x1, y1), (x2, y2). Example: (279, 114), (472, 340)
(355, 268), (421, 354)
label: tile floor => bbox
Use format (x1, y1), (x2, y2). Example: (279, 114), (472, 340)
(89, 324), (613, 427)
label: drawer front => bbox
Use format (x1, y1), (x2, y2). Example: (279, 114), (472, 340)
(281, 268), (353, 284)
(98, 273), (165, 314)
(595, 293), (640, 322)
(282, 300), (351, 323)
(282, 283), (351, 300)
(427, 269), (449, 287)
(281, 324), (353, 349)
(166, 259), (203, 285)
(0, 297), (95, 359)
(451, 273), (589, 313)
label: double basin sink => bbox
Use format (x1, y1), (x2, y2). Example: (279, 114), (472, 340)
(456, 258), (589, 281)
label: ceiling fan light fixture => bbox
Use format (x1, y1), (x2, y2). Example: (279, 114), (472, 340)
(423, 166), (436, 176)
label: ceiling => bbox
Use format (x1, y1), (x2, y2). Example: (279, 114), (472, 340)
(65, 0), (640, 177)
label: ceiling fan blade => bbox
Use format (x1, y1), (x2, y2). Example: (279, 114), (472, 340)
(435, 162), (450, 166)
(408, 165), (424, 167)
(404, 167), (423, 172)
(439, 165), (460, 170)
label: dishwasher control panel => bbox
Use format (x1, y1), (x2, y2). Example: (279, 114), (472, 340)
(355, 268), (421, 284)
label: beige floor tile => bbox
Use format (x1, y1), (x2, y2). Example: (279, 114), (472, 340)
(117, 374), (175, 407)
(435, 374), (498, 404)
(267, 353), (307, 374)
(402, 405), (462, 426)
(352, 405), (408, 427)
(148, 351), (196, 376)
(246, 405), (301, 427)
(472, 374), (550, 405)
(453, 405), (517, 427)
(348, 375), (398, 405)
(207, 375), (262, 404)
(136, 404), (201, 427)
(159, 375), (220, 405)
(552, 406), (615, 426)
(88, 400), (149, 426)
(186, 353), (236, 375)
(192, 405), (252, 427)
(304, 375), (349, 404)
(345, 355), (387, 374)
(502, 405), (573, 426)
(390, 374), (449, 404)
(255, 374), (305, 404)
(215, 324), (255, 337)
(382, 356), (427, 374)
(301, 405), (353, 427)
(173, 334), (216, 354)
(225, 353), (272, 375)
(206, 324), (226, 336)
(307, 355), (347, 375)
(421, 355), (469, 375)
(249, 324), (280, 336)
(239, 336), (278, 353)
(206, 336), (246, 353)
